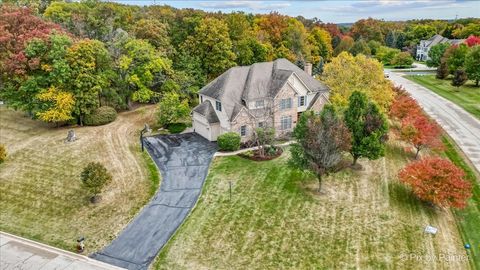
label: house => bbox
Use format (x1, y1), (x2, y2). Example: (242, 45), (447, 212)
(192, 59), (330, 142)
(416, 34), (465, 61)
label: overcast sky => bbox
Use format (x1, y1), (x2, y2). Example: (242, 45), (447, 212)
(112, 0), (480, 23)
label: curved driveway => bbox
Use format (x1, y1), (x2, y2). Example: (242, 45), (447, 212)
(92, 133), (217, 270)
(389, 72), (480, 173)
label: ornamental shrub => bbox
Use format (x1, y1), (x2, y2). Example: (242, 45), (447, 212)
(217, 132), (241, 151)
(84, 106), (117, 126)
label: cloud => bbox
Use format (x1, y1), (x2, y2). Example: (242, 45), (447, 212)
(198, 1), (291, 11)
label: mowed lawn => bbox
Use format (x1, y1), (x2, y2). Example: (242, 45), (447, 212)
(405, 75), (480, 120)
(0, 105), (159, 253)
(154, 140), (470, 269)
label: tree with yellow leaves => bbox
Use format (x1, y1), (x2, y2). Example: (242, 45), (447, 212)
(36, 86), (75, 124)
(323, 52), (394, 112)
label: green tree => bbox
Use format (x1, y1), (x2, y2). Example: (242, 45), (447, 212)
(465, 45), (480, 86)
(66, 39), (112, 125)
(290, 106), (351, 191)
(133, 19), (171, 54)
(445, 43), (469, 74)
(333, 36), (354, 56)
(391, 52), (414, 67)
(344, 91), (388, 166)
(367, 40), (382, 55)
(349, 39), (371, 56)
(375, 46), (400, 65)
(157, 92), (190, 127)
(118, 39), (172, 105)
(308, 27), (333, 63)
(81, 162), (112, 202)
(426, 43), (449, 67)
(183, 17), (236, 79)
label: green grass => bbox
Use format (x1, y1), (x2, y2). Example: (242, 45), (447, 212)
(142, 150), (161, 196)
(153, 143), (469, 269)
(405, 75), (480, 120)
(442, 136), (480, 269)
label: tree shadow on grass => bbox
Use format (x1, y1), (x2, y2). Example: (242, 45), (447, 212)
(388, 181), (438, 217)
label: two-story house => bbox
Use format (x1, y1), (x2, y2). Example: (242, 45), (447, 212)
(191, 58), (329, 142)
(416, 34), (465, 61)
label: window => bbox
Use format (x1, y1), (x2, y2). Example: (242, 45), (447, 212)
(280, 98), (292, 110)
(298, 96), (306, 107)
(280, 116), (292, 130)
(216, 101), (222, 111)
(255, 100), (264, 108)
(240, 125), (247, 136)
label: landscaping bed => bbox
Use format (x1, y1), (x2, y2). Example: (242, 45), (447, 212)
(238, 146), (283, 161)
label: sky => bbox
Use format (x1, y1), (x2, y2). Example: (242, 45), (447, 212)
(112, 0), (480, 23)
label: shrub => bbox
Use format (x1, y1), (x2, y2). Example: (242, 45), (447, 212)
(81, 162), (112, 202)
(391, 52), (413, 68)
(217, 132), (241, 151)
(452, 69), (468, 87)
(436, 61), (449, 79)
(167, 123), (187, 134)
(84, 106), (117, 126)
(0, 144), (6, 163)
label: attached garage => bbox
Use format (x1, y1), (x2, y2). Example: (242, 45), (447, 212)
(192, 101), (221, 141)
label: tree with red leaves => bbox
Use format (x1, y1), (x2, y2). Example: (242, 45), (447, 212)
(465, 35), (480, 47)
(400, 114), (442, 159)
(399, 157), (472, 209)
(390, 94), (422, 121)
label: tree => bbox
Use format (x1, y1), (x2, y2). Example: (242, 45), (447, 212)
(0, 144), (6, 164)
(349, 39), (371, 56)
(290, 106), (351, 191)
(400, 114), (442, 159)
(36, 86), (75, 124)
(367, 40), (381, 55)
(426, 43), (449, 67)
(282, 18), (310, 60)
(453, 23), (480, 38)
(157, 92), (190, 127)
(323, 52), (394, 112)
(436, 60), (449, 79)
(132, 19), (171, 54)
(308, 27), (333, 63)
(445, 44), (469, 74)
(344, 91), (388, 165)
(465, 35), (480, 47)
(399, 157), (471, 209)
(118, 39), (172, 105)
(333, 36), (354, 56)
(66, 39), (112, 125)
(375, 46), (400, 65)
(81, 162), (112, 202)
(350, 18), (385, 43)
(183, 17), (236, 79)
(465, 45), (480, 86)
(254, 127), (276, 158)
(452, 69), (468, 87)
(389, 94), (422, 121)
(391, 52), (413, 68)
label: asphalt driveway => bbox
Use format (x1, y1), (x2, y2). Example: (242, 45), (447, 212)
(91, 133), (217, 270)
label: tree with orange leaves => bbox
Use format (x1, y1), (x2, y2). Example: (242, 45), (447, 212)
(389, 94), (422, 121)
(399, 157), (472, 209)
(400, 114), (442, 159)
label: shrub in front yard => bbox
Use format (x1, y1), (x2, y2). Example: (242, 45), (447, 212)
(0, 144), (6, 163)
(84, 106), (117, 126)
(452, 69), (468, 87)
(217, 132), (241, 151)
(167, 123), (187, 134)
(81, 162), (112, 203)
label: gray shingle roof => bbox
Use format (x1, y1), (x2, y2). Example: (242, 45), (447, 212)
(423, 34), (465, 48)
(199, 58), (329, 121)
(192, 101), (219, 124)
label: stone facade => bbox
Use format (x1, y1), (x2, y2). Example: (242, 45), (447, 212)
(273, 83), (298, 136)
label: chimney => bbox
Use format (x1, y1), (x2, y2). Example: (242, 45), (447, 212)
(304, 62), (312, 76)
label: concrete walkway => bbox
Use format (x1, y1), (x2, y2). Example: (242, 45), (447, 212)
(92, 133), (217, 270)
(0, 232), (124, 270)
(389, 72), (480, 173)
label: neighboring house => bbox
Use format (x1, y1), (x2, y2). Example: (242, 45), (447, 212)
(416, 34), (465, 61)
(192, 58), (330, 142)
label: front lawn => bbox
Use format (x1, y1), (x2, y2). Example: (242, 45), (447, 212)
(154, 141), (469, 269)
(0, 106), (160, 253)
(405, 75), (480, 120)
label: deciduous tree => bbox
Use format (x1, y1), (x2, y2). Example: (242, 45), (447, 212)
(391, 51), (413, 67)
(290, 106), (351, 191)
(399, 157), (471, 209)
(81, 162), (112, 202)
(445, 43), (469, 74)
(465, 45), (480, 86)
(400, 114), (442, 159)
(389, 94), (422, 121)
(157, 92), (190, 127)
(426, 43), (449, 67)
(452, 69), (468, 87)
(36, 86), (75, 124)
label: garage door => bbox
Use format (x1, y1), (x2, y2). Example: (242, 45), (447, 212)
(193, 119), (211, 141)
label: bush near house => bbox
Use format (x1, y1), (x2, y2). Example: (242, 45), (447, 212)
(84, 106), (117, 126)
(217, 132), (241, 151)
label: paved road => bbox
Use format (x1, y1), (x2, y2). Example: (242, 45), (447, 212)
(0, 232), (124, 270)
(389, 72), (480, 173)
(92, 133), (217, 270)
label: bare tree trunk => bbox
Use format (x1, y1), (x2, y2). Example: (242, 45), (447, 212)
(352, 155), (359, 166)
(317, 174), (322, 192)
(415, 147), (421, 159)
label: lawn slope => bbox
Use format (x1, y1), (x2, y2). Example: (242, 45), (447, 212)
(154, 142), (469, 269)
(0, 106), (159, 253)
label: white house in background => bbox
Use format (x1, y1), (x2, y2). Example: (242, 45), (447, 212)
(191, 58), (330, 142)
(416, 34), (465, 61)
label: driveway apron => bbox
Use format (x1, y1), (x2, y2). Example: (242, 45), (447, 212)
(91, 133), (217, 270)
